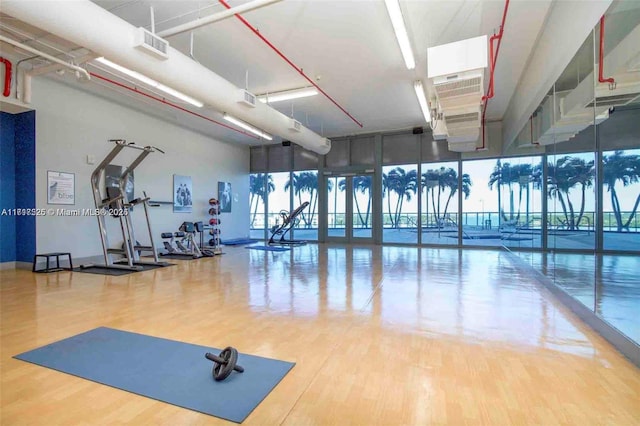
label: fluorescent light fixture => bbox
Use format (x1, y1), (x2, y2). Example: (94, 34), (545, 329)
(257, 87), (319, 103)
(223, 114), (273, 140)
(414, 81), (432, 124)
(94, 57), (204, 108)
(384, 0), (415, 70)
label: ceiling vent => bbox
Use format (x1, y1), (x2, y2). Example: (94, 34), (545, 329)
(238, 89), (257, 107)
(432, 71), (484, 109)
(443, 106), (481, 138)
(134, 28), (169, 60)
(585, 91), (640, 108)
(288, 118), (302, 132)
(448, 140), (478, 152)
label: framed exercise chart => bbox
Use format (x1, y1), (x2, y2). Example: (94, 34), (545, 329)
(47, 171), (75, 205)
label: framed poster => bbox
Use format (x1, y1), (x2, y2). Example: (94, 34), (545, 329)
(174, 175), (193, 213)
(218, 181), (231, 213)
(47, 171), (75, 205)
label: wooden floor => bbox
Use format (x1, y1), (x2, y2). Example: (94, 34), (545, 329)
(1, 245), (639, 425)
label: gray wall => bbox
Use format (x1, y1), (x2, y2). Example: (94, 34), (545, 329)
(32, 78), (249, 260)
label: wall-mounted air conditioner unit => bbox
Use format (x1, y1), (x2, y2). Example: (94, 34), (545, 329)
(428, 35), (487, 110)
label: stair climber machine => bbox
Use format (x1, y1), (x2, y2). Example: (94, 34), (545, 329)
(83, 139), (170, 271)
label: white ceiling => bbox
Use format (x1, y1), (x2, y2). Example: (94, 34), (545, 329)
(2, 0), (554, 145)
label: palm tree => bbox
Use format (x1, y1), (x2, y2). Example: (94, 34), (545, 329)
(339, 176), (372, 228)
(422, 167), (471, 226)
(285, 171), (319, 227)
(421, 169), (438, 227)
(488, 160), (501, 220)
(570, 158), (594, 230)
(530, 164), (543, 224)
(603, 150), (640, 231)
(443, 171), (472, 219)
(385, 167), (417, 228)
(547, 156), (594, 230)
(249, 174), (274, 228)
(355, 176), (373, 228)
(490, 161), (540, 223)
(382, 173), (393, 227)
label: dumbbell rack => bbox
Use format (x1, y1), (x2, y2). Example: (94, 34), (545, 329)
(208, 198), (223, 255)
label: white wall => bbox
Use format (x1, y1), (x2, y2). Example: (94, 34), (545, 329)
(32, 77), (249, 260)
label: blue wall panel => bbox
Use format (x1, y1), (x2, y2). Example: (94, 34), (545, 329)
(0, 112), (16, 262)
(15, 111), (36, 262)
(0, 110), (36, 264)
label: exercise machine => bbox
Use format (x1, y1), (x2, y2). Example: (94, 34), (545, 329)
(161, 231), (186, 254)
(194, 221), (216, 257)
(268, 201), (310, 245)
(85, 139), (169, 271)
(161, 222), (215, 258)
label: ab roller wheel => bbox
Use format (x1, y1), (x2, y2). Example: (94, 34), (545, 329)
(204, 347), (245, 381)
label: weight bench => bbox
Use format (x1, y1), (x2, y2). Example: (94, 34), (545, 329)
(268, 201), (310, 245)
(33, 252), (73, 273)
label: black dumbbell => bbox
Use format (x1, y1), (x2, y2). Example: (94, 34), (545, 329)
(205, 347), (245, 381)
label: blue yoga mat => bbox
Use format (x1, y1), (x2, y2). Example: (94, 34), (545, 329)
(14, 327), (295, 423)
(222, 238), (256, 245)
(245, 246), (291, 252)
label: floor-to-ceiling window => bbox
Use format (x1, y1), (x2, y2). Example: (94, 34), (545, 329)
(382, 133), (419, 244)
(268, 172), (292, 238)
(461, 159), (501, 246)
(382, 164), (418, 244)
(290, 170), (319, 241)
(500, 155), (543, 250)
(547, 151), (596, 250)
(352, 175), (373, 238)
(602, 148), (640, 251)
(249, 173), (271, 239)
(421, 161), (462, 245)
(327, 176), (345, 238)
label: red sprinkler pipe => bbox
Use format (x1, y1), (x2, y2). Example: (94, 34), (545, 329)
(89, 72), (259, 139)
(482, 33), (501, 102)
(598, 15), (615, 85)
(0, 57), (12, 97)
(478, 0), (510, 150)
(218, 0), (363, 128)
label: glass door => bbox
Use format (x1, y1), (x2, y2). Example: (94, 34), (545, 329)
(327, 176), (346, 240)
(326, 174), (374, 243)
(351, 175), (373, 240)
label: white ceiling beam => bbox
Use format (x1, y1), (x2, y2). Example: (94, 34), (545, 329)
(157, 0), (283, 38)
(502, 0), (613, 151)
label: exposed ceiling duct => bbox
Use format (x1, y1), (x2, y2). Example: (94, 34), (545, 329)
(1, 0), (331, 155)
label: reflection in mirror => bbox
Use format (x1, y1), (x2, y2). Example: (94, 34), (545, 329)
(508, 0), (640, 350)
